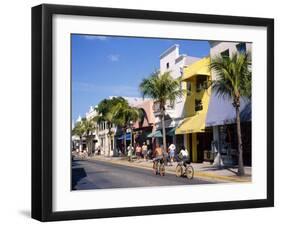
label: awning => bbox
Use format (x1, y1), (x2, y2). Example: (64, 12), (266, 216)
(206, 92), (251, 127)
(117, 133), (131, 140)
(175, 112), (207, 134)
(181, 57), (211, 81)
(167, 127), (176, 136)
(147, 130), (162, 138)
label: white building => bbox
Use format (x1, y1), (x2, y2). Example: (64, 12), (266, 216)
(85, 96), (149, 156)
(154, 44), (200, 148)
(206, 41), (252, 166)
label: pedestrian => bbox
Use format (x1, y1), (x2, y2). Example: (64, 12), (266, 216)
(127, 145), (134, 162)
(142, 142), (148, 161)
(136, 143), (142, 160)
(168, 143), (176, 165)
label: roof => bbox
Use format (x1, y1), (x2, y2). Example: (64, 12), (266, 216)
(159, 44), (179, 59)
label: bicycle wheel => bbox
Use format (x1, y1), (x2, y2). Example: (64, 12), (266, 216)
(176, 165), (183, 177)
(186, 165), (194, 179)
(159, 163), (165, 176)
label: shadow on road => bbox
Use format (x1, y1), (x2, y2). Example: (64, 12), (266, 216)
(72, 163), (87, 190)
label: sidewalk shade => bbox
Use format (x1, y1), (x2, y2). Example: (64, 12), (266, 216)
(147, 130), (162, 138)
(167, 127), (176, 136)
(175, 111), (206, 134)
(206, 93), (251, 127)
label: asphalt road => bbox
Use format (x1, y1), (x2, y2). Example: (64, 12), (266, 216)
(72, 159), (215, 190)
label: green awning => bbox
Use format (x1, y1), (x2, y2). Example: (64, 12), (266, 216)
(147, 130), (162, 138)
(167, 127), (176, 136)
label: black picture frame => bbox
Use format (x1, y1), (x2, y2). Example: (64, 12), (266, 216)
(32, 3), (274, 222)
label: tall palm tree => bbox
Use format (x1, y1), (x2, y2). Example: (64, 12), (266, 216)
(139, 71), (183, 152)
(113, 102), (140, 154)
(210, 52), (251, 176)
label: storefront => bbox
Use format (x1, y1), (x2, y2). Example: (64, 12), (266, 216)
(175, 110), (212, 163)
(206, 92), (252, 166)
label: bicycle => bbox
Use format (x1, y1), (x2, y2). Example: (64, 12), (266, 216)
(153, 158), (165, 176)
(176, 160), (194, 179)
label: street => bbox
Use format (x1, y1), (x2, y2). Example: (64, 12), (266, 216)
(72, 159), (215, 190)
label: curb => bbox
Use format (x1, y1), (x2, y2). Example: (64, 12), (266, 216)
(85, 157), (251, 183)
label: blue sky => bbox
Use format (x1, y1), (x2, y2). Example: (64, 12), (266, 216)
(72, 34), (210, 122)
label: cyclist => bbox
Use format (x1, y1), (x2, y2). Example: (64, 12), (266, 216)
(152, 143), (165, 175)
(153, 143), (164, 163)
(177, 146), (190, 167)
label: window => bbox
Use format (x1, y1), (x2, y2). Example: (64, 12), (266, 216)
(236, 42), (246, 54)
(221, 49), (229, 58)
(166, 62), (169, 69)
(195, 99), (203, 111)
(196, 75), (207, 92)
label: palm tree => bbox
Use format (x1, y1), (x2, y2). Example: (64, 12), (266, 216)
(139, 71), (184, 152)
(113, 102), (140, 154)
(95, 97), (128, 156)
(82, 118), (97, 156)
(210, 52), (251, 176)
(72, 118), (87, 152)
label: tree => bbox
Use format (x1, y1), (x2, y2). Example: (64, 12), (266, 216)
(95, 97), (128, 156)
(113, 102), (141, 154)
(210, 52), (251, 176)
(72, 118), (87, 152)
(139, 71), (183, 152)
(72, 117), (97, 154)
(82, 118), (97, 156)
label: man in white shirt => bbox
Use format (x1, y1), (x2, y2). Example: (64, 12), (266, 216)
(178, 146), (190, 167)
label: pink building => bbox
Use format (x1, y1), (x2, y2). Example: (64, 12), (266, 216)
(133, 100), (156, 149)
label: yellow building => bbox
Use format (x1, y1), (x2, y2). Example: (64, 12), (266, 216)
(175, 57), (212, 162)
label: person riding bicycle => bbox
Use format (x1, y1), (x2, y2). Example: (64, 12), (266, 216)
(177, 146), (190, 167)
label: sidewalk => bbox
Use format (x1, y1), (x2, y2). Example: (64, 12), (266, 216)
(87, 155), (252, 183)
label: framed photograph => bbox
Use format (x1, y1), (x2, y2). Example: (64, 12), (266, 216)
(32, 4), (274, 221)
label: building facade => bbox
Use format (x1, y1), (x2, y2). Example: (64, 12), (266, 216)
(175, 57), (212, 163)
(154, 44), (200, 149)
(85, 96), (149, 157)
(206, 41), (252, 166)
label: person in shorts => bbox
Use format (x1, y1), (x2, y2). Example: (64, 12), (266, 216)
(142, 142), (148, 161)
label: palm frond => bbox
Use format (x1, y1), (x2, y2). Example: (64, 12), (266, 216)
(139, 71), (183, 108)
(210, 51), (251, 101)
